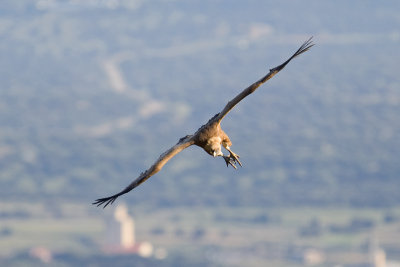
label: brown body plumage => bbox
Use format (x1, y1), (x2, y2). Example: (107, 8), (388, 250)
(194, 120), (232, 158)
(93, 37), (314, 208)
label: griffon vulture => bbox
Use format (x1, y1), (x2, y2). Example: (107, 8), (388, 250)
(93, 37), (314, 208)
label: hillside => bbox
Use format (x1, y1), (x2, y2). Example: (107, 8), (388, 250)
(1, 0), (399, 208)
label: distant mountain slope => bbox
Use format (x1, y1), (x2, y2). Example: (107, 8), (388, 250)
(0, 0), (399, 207)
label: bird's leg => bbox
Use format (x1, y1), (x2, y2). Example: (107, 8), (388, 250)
(225, 146), (242, 167)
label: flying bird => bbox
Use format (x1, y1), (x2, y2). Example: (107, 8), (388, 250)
(93, 37), (314, 208)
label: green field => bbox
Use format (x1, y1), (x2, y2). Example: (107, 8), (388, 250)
(1, 202), (400, 266)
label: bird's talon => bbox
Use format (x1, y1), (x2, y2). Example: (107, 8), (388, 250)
(230, 153), (242, 167)
(229, 161), (237, 169)
(223, 156), (230, 167)
(223, 155), (238, 169)
(225, 159), (229, 168)
(224, 147), (242, 167)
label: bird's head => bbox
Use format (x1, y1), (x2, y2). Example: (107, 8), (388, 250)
(211, 144), (223, 157)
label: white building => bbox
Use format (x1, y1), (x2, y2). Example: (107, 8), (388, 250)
(104, 203), (153, 258)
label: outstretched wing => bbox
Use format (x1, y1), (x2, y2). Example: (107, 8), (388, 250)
(215, 37), (314, 123)
(93, 135), (195, 208)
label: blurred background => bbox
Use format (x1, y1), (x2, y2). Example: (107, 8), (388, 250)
(1, 0), (399, 266)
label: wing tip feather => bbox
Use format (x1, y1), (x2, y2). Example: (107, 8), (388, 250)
(92, 194), (120, 208)
(270, 36), (314, 73)
(294, 36), (315, 57)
